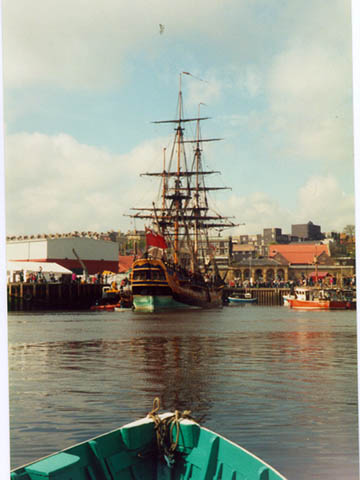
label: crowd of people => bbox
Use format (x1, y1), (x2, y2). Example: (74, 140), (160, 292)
(9, 266), (356, 291)
(9, 268), (111, 285)
(229, 278), (293, 289)
(228, 275), (356, 289)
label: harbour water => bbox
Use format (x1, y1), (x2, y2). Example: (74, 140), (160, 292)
(8, 305), (358, 479)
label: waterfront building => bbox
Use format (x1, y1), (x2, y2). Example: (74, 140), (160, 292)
(268, 243), (354, 283)
(6, 235), (119, 275)
(227, 257), (289, 284)
(226, 241), (355, 285)
(236, 234), (267, 257)
(232, 244), (257, 261)
(263, 227), (284, 244)
(268, 243), (330, 263)
(291, 221), (324, 241)
(263, 227), (300, 245)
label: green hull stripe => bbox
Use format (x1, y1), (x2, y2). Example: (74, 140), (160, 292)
(133, 295), (191, 312)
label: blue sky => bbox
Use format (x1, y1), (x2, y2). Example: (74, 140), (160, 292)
(3, 0), (355, 237)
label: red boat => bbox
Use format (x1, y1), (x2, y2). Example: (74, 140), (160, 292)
(287, 287), (353, 310)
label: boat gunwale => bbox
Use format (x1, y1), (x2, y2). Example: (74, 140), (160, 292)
(199, 423), (288, 480)
(11, 413), (288, 479)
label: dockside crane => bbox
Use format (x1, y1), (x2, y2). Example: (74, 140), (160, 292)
(72, 248), (89, 282)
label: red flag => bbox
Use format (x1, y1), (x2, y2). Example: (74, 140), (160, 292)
(145, 228), (168, 249)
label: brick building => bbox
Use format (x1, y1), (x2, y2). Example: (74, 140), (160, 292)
(291, 221), (324, 241)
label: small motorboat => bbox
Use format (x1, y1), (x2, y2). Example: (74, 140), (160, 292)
(90, 295), (133, 312)
(228, 292), (257, 304)
(90, 303), (116, 311)
(11, 399), (287, 480)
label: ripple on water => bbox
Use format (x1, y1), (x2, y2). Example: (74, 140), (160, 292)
(8, 307), (358, 479)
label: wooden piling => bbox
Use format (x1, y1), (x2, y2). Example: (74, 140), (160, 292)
(7, 282), (104, 311)
(225, 287), (291, 305)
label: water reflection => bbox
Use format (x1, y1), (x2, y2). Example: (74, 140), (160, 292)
(9, 335), (219, 419)
(8, 308), (358, 479)
(127, 335), (215, 415)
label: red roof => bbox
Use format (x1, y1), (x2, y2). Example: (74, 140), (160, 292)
(118, 255), (136, 273)
(269, 244), (329, 265)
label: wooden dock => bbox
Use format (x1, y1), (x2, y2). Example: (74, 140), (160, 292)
(224, 287), (291, 305)
(7, 282), (104, 311)
(8, 283), (292, 311)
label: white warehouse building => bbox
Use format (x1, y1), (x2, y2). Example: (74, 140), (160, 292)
(6, 236), (119, 275)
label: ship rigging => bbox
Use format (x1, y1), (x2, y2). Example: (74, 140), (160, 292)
(128, 73), (238, 311)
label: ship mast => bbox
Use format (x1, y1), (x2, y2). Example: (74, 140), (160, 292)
(174, 73), (184, 264)
(162, 147), (166, 230)
(193, 103), (202, 268)
(128, 73), (238, 272)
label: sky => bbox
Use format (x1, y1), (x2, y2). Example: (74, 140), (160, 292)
(2, 0), (356, 238)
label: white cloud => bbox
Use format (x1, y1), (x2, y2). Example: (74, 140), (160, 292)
(266, 39), (353, 166)
(213, 174), (354, 236)
(5, 132), (354, 236)
(185, 74), (223, 111)
(3, 1), (138, 88)
(217, 191), (292, 235)
(2, 0), (252, 90)
(5, 132), (166, 235)
(236, 66), (263, 97)
(296, 174), (355, 231)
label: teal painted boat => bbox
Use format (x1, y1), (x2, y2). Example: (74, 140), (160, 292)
(11, 400), (287, 480)
(228, 294), (257, 304)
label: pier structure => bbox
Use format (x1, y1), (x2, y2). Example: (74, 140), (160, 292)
(8, 282), (104, 311)
(224, 287), (290, 306)
(8, 281), (290, 310)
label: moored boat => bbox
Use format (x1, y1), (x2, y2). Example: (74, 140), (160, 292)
(287, 286), (352, 310)
(129, 73), (237, 312)
(131, 258), (224, 312)
(228, 292), (257, 304)
(90, 303), (117, 311)
(282, 294), (295, 307)
(11, 399), (287, 480)
(90, 285), (133, 311)
(90, 296), (133, 311)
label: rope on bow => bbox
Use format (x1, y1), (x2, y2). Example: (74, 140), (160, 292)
(147, 397), (194, 468)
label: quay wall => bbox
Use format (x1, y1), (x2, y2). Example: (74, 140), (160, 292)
(8, 284), (291, 311)
(8, 282), (104, 311)
(224, 287), (291, 305)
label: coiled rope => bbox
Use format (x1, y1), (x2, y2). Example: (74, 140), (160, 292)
(147, 397), (193, 467)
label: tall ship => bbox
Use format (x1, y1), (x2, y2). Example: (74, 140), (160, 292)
(129, 73), (236, 312)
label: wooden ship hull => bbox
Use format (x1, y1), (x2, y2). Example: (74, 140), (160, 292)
(131, 258), (223, 312)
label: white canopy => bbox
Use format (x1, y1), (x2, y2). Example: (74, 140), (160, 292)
(7, 261), (72, 274)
